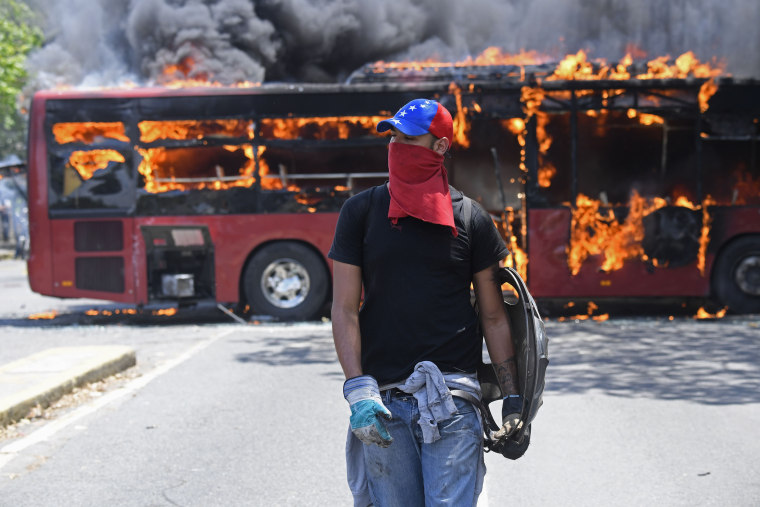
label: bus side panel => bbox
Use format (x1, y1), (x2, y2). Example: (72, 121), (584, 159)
(134, 212), (340, 305)
(707, 207), (760, 255)
(527, 208), (711, 298)
(214, 212), (340, 303)
(48, 217), (139, 303)
(26, 96), (54, 296)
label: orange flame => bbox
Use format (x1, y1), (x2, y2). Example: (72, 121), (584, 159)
(369, 47), (549, 72)
(504, 241), (528, 281)
(699, 78), (719, 113)
(448, 82), (471, 148)
(158, 56), (261, 88)
(697, 196), (715, 276)
(85, 308), (138, 316)
(545, 50), (633, 82)
(549, 50), (598, 81)
(53, 122), (129, 144)
(504, 118), (525, 136)
(567, 192), (716, 275)
(627, 109), (665, 125)
(257, 147), (286, 191)
(557, 301), (609, 321)
(501, 104), (554, 188)
(144, 48), (724, 177)
(68, 150), (126, 180)
(161, 56), (197, 81)
(520, 86), (546, 118)
(139, 119), (254, 143)
(137, 145), (257, 193)
(694, 306), (727, 319)
(28, 311), (57, 320)
(370, 47), (722, 87)
(501, 118), (528, 177)
(500, 207), (528, 281)
(636, 51), (723, 80)
(259, 116), (385, 140)
(538, 163), (557, 188)
(58, 116), (386, 195)
(153, 308), (178, 316)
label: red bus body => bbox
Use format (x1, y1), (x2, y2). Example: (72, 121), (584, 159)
(26, 213), (338, 304)
(26, 70), (760, 317)
(528, 207), (760, 299)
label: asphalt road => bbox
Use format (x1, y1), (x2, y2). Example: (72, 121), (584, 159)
(1, 259), (759, 506)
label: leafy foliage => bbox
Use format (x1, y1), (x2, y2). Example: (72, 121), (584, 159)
(0, 0), (42, 159)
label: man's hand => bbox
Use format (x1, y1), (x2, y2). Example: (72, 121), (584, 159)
(493, 394), (523, 440)
(491, 394), (530, 459)
(343, 375), (393, 447)
(492, 426), (531, 460)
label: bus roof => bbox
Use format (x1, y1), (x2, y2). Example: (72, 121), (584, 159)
(32, 70), (760, 119)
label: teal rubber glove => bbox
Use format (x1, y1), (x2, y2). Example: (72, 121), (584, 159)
(343, 375), (393, 447)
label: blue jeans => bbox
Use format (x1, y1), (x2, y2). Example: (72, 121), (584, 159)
(363, 390), (485, 507)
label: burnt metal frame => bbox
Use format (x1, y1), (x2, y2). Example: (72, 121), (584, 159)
(42, 76), (759, 218)
(132, 136), (383, 187)
(44, 94), (400, 218)
(516, 81), (706, 207)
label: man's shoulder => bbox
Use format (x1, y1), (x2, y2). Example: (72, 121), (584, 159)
(455, 191), (488, 217)
(343, 184), (388, 210)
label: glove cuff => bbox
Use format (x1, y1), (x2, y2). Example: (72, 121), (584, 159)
(502, 394), (523, 418)
(343, 375), (382, 405)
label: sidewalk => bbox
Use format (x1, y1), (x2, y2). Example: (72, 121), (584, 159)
(0, 245), (15, 261)
(0, 346), (136, 427)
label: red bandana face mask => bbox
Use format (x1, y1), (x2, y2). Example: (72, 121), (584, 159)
(387, 142), (457, 236)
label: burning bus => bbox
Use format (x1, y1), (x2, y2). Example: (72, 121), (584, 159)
(26, 51), (760, 319)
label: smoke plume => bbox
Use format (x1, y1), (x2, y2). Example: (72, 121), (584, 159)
(23, 0), (760, 90)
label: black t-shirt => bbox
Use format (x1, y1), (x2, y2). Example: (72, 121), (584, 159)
(328, 184), (509, 384)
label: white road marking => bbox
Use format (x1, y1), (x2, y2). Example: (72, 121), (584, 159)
(0, 328), (236, 470)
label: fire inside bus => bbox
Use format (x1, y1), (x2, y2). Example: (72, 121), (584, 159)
(26, 51), (760, 319)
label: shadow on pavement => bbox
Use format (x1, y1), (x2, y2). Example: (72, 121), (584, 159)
(233, 333), (337, 367)
(3, 288), (758, 406)
(546, 316), (760, 405)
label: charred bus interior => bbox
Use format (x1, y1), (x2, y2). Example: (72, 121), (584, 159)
(38, 58), (760, 316)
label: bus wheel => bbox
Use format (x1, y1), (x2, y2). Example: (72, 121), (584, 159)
(243, 242), (328, 321)
(713, 236), (760, 314)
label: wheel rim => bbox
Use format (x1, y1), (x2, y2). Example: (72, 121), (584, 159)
(735, 254), (760, 296)
(260, 258), (311, 309)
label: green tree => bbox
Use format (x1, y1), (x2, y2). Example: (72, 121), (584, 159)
(0, 0), (41, 159)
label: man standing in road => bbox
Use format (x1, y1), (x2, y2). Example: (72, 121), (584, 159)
(329, 98), (524, 506)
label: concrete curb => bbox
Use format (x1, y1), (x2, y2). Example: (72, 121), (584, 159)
(0, 346), (136, 428)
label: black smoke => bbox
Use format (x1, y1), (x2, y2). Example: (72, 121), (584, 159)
(23, 0), (760, 90)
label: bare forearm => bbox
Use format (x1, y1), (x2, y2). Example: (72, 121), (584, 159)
(492, 355), (519, 395)
(331, 261), (364, 379)
(331, 307), (362, 379)
(475, 264), (520, 396)
(483, 318), (520, 395)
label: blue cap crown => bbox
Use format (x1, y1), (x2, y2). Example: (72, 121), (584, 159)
(376, 99), (454, 142)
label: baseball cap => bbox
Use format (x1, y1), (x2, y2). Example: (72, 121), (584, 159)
(376, 98), (454, 143)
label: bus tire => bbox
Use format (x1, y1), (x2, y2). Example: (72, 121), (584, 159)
(712, 235), (760, 314)
(243, 242), (329, 321)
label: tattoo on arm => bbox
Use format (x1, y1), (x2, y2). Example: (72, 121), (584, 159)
(493, 356), (519, 395)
